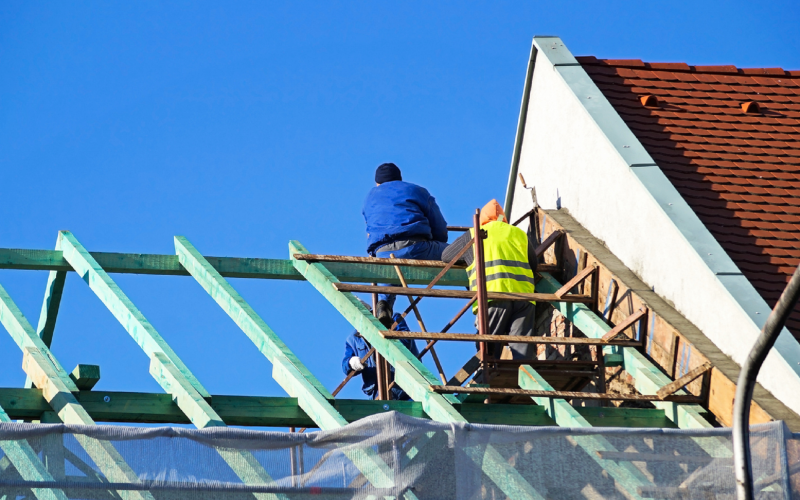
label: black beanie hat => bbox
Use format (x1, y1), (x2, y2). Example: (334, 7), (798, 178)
(375, 163), (402, 184)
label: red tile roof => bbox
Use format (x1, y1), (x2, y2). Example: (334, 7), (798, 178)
(578, 56), (800, 335)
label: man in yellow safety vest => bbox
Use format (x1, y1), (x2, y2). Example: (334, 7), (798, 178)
(442, 200), (537, 359)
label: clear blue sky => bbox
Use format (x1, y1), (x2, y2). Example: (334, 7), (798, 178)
(1, 2), (797, 427)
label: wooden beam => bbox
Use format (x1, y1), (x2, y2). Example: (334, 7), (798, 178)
(8, 388), (673, 427)
(289, 240), (546, 500)
(293, 253), (465, 269)
(22, 348), (154, 500)
(175, 237), (398, 492)
(381, 330), (642, 346)
(0, 284), (78, 392)
(0, 403), (68, 500)
(518, 365), (653, 499)
(656, 362), (713, 400)
(58, 231), (208, 398)
(333, 283), (593, 303)
(0, 248), (469, 286)
(59, 232), (287, 500)
(535, 230), (563, 257)
(0, 284), (155, 498)
(535, 272), (716, 433)
(601, 308), (647, 341)
(430, 384), (700, 403)
(554, 265), (595, 298)
(69, 365), (100, 391)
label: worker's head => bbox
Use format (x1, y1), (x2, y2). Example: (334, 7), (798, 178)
(375, 163), (402, 185)
(480, 199), (507, 226)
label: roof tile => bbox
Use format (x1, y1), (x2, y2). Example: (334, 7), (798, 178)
(581, 57), (800, 337)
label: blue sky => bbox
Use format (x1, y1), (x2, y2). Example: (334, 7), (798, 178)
(1, 1), (797, 427)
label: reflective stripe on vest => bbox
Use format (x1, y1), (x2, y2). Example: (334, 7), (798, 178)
(467, 221), (535, 312)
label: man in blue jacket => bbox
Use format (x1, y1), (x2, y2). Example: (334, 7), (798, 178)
(342, 313), (419, 400)
(363, 163), (449, 326)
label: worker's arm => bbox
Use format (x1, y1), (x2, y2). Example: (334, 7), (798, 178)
(342, 337), (358, 375)
(425, 193), (449, 243)
(392, 314), (420, 357)
(441, 231), (474, 265)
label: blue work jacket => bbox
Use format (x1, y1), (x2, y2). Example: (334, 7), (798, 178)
(362, 181), (448, 255)
(341, 314), (419, 399)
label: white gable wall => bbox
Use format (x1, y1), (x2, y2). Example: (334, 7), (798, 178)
(508, 37), (800, 417)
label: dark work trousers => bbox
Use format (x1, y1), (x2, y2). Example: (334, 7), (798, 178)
(485, 300), (536, 360)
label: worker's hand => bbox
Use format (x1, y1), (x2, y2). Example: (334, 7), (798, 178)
(349, 356), (365, 372)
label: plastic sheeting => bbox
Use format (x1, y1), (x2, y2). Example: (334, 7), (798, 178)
(0, 411), (797, 499)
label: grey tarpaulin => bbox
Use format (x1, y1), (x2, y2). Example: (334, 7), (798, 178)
(0, 411), (798, 499)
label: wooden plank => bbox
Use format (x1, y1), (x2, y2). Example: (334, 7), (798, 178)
(289, 240), (545, 500)
(535, 230), (563, 257)
(58, 231), (209, 398)
(175, 237), (397, 492)
(333, 283), (593, 303)
(431, 384), (700, 403)
(0, 248), (470, 287)
(292, 253), (465, 268)
(0, 403), (68, 500)
(656, 361), (713, 400)
(554, 265), (595, 298)
(69, 365), (100, 391)
(518, 365), (652, 499)
(21, 347), (155, 500)
(381, 330), (641, 346)
(535, 272), (716, 432)
(4, 388), (661, 427)
(601, 308), (647, 341)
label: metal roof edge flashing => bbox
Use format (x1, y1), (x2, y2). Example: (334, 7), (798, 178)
(523, 36), (800, 406)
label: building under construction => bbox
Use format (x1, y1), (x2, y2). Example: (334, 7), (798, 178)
(0, 36), (799, 499)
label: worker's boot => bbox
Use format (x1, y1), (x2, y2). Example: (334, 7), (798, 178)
(375, 300), (393, 328)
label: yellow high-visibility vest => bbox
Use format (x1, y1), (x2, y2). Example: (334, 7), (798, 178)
(467, 221), (535, 313)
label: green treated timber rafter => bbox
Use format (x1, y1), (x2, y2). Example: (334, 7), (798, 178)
(175, 236), (401, 493)
(58, 231), (209, 398)
(57, 231), (288, 500)
(0, 248), (466, 286)
(289, 239), (546, 500)
(519, 365), (652, 499)
(0, 283), (155, 499)
(0, 403), (68, 500)
(24, 268), (67, 389)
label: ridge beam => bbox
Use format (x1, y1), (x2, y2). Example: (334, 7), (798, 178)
(519, 365), (651, 499)
(289, 239), (546, 500)
(174, 236), (398, 491)
(0, 403), (68, 500)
